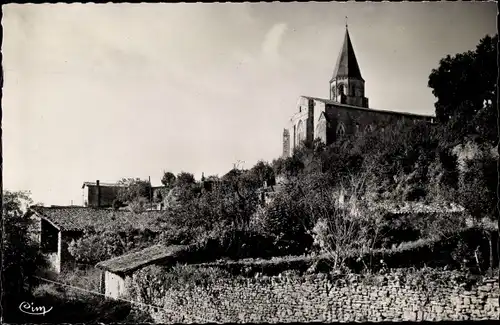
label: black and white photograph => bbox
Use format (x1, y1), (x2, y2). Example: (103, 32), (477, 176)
(1, 1), (498, 323)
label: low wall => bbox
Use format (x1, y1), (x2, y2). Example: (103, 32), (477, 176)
(130, 268), (499, 323)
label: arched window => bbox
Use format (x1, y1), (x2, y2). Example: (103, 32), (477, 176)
(293, 125), (296, 148)
(336, 122), (346, 138)
(296, 120), (305, 145)
(338, 84), (345, 96)
(315, 119), (327, 143)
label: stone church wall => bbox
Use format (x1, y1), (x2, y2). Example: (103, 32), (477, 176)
(325, 104), (432, 142)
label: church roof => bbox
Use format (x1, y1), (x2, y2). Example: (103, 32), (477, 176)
(301, 96), (435, 119)
(331, 28), (363, 82)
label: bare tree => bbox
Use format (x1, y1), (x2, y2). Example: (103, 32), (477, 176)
(304, 170), (387, 270)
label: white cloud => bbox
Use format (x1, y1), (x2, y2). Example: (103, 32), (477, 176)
(261, 23), (288, 63)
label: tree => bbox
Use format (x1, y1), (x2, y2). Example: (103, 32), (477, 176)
(117, 178), (152, 205)
(454, 143), (498, 274)
(302, 171), (388, 270)
(428, 34), (498, 145)
(175, 172), (196, 187)
(161, 171), (176, 188)
(257, 185), (313, 256)
(2, 191), (47, 317)
(247, 161), (275, 187)
(169, 172), (199, 205)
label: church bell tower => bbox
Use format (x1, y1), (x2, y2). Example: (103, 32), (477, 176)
(329, 22), (369, 108)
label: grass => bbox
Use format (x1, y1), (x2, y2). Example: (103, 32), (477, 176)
(3, 266), (154, 324)
(190, 226), (492, 276)
(56, 266), (102, 294)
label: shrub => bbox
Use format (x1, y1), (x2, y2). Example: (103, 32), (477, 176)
(68, 229), (158, 265)
(57, 267), (102, 293)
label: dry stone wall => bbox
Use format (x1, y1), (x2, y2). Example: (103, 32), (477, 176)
(132, 270), (499, 324)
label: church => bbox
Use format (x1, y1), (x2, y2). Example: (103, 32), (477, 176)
(282, 26), (435, 158)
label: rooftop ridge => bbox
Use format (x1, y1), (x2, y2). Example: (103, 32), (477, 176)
(300, 95), (435, 119)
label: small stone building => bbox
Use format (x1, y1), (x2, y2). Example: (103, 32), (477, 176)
(82, 180), (125, 208)
(26, 206), (165, 273)
(82, 180), (165, 209)
(95, 244), (190, 299)
(282, 26), (435, 157)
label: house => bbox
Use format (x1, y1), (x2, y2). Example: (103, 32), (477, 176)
(82, 179), (166, 209)
(26, 206), (166, 273)
(95, 244), (190, 299)
(82, 180), (126, 208)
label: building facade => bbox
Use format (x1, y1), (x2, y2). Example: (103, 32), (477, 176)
(82, 181), (125, 208)
(82, 180), (165, 209)
(282, 27), (435, 157)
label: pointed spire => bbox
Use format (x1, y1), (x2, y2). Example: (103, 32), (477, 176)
(330, 25), (363, 82)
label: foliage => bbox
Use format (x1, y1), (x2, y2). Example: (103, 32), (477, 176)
(68, 227), (158, 265)
(112, 199), (125, 210)
(428, 34), (498, 145)
(56, 266), (102, 293)
(378, 210), (469, 249)
(175, 172), (196, 187)
(22, 281), (153, 324)
(272, 155), (304, 178)
(453, 142), (498, 273)
(127, 196), (150, 213)
(257, 190), (313, 256)
(100, 33), (498, 274)
(454, 142), (497, 222)
(117, 178), (152, 204)
(157, 223), (198, 246)
(161, 171), (176, 188)
(304, 173), (389, 269)
(2, 190), (48, 312)
(2, 190), (33, 216)
(247, 160), (276, 186)
(169, 172), (200, 205)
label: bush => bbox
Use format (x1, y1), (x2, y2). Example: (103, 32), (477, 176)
(68, 228), (158, 265)
(2, 191), (48, 322)
(57, 267), (102, 293)
(258, 189), (313, 256)
(30, 281), (135, 323)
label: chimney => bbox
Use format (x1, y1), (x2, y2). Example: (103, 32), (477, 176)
(96, 180), (101, 208)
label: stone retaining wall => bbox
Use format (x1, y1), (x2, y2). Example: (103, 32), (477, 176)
(131, 270), (499, 323)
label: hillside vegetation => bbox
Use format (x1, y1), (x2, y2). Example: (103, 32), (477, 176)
(65, 34), (498, 275)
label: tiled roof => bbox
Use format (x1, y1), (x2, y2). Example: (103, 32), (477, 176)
(95, 244), (190, 275)
(301, 96), (435, 119)
(331, 28), (363, 81)
(30, 206), (166, 232)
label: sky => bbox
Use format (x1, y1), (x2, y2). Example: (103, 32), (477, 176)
(2, 2), (497, 206)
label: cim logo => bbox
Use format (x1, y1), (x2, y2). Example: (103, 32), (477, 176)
(19, 302), (53, 316)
